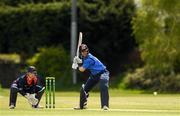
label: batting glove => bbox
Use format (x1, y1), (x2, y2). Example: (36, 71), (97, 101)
(73, 56), (82, 64)
(72, 63), (78, 69)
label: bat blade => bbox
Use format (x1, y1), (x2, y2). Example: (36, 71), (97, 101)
(76, 32), (83, 57)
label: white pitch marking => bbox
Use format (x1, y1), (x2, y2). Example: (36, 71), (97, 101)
(55, 108), (180, 113)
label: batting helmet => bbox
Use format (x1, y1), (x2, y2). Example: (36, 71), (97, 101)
(80, 44), (89, 52)
(27, 66), (37, 74)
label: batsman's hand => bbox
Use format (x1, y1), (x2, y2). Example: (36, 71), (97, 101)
(72, 63), (78, 69)
(73, 56), (82, 64)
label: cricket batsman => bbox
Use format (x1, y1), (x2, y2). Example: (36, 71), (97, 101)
(72, 44), (110, 110)
(9, 66), (45, 109)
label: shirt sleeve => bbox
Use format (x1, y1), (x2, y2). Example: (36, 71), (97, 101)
(18, 77), (26, 96)
(82, 58), (94, 69)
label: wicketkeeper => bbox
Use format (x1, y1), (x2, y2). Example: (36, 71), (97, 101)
(72, 44), (110, 110)
(9, 66), (45, 109)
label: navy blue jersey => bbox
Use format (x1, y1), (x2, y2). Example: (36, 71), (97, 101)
(12, 74), (38, 95)
(82, 53), (106, 75)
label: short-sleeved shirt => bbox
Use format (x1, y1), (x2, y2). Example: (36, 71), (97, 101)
(82, 53), (106, 75)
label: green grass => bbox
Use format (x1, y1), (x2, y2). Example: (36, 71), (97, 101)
(0, 89), (180, 116)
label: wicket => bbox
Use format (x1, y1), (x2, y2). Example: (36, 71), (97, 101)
(45, 77), (55, 108)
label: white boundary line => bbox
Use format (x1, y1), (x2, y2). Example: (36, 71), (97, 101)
(55, 108), (180, 113)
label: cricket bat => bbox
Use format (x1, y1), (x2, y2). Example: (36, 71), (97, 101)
(76, 32), (83, 57)
(72, 32), (83, 69)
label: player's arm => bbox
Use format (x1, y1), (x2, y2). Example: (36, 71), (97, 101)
(78, 66), (86, 72)
(79, 58), (94, 72)
(18, 77), (26, 96)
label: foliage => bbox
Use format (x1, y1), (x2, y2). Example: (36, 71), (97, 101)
(0, 0), (136, 75)
(0, 0), (69, 6)
(78, 0), (136, 73)
(132, 0), (180, 72)
(0, 2), (71, 56)
(27, 47), (72, 86)
(0, 54), (20, 63)
(124, 67), (180, 92)
(127, 0), (180, 91)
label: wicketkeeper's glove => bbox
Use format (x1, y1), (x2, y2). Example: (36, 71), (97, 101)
(25, 93), (39, 105)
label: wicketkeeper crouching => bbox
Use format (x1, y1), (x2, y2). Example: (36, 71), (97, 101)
(9, 66), (45, 109)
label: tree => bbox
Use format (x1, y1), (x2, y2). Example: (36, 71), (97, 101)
(127, 0), (180, 91)
(132, 0), (180, 73)
(27, 47), (72, 87)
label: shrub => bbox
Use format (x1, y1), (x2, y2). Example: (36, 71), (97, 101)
(0, 0), (136, 76)
(27, 46), (72, 87)
(124, 67), (180, 92)
(159, 73), (180, 92)
(0, 0), (69, 6)
(0, 54), (20, 63)
(0, 2), (71, 55)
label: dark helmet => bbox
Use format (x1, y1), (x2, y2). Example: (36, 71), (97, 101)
(27, 66), (37, 74)
(79, 44), (89, 52)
